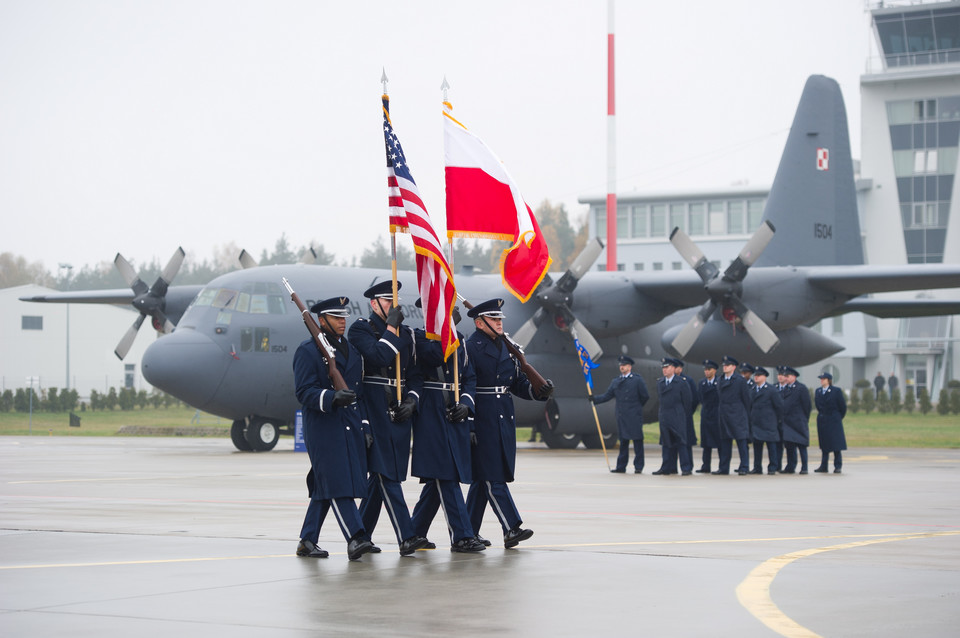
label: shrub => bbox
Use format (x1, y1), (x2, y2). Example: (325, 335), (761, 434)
(890, 388), (902, 414)
(861, 387), (876, 414)
(918, 387), (932, 415)
(937, 389), (951, 415)
(855, 378), (871, 389)
(848, 387), (860, 413)
(903, 386), (916, 413)
(878, 389), (890, 414)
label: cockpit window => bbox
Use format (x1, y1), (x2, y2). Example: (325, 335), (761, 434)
(212, 289), (238, 310)
(186, 283), (287, 316)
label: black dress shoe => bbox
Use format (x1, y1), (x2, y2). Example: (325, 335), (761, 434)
(369, 544), (382, 553)
(475, 535), (492, 547)
(422, 539), (437, 550)
(347, 538), (374, 560)
(749, 469), (762, 474)
(767, 470), (777, 475)
(695, 467), (709, 473)
(711, 470), (729, 475)
(503, 526), (534, 548)
(651, 469), (667, 475)
(399, 535), (429, 556)
(781, 469), (796, 474)
(681, 471), (692, 476)
(296, 539), (329, 558)
(737, 469), (749, 475)
(833, 468), (842, 474)
(799, 469), (808, 475)
(451, 537), (486, 553)
(814, 467), (828, 473)
(610, 468), (626, 473)
(634, 468), (643, 474)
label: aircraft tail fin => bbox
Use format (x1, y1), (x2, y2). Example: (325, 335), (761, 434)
(755, 75), (863, 267)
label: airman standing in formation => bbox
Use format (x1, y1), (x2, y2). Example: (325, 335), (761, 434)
(592, 354), (650, 474)
(653, 358), (692, 475)
(464, 298), (553, 548)
(749, 367), (783, 474)
(350, 281), (428, 556)
(716, 355), (753, 475)
(696, 359), (721, 473)
(778, 366), (812, 474)
(294, 296), (374, 561)
(674, 360), (699, 475)
(815, 372), (847, 473)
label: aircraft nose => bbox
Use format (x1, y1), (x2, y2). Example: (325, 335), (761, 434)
(141, 328), (231, 409)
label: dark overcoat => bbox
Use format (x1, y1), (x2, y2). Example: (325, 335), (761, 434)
(781, 382), (812, 445)
(815, 385), (848, 451)
(718, 373), (752, 441)
(657, 375), (692, 446)
(749, 383), (784, 442)
(698, 377), (721, 448)
(680, 373), (700, 446)
(410, 329), (475, 483)
(348, 314), (417, 482)
(293, 337), (368, 500)
(593, 372), (650, 440)
(466, 330), (541, 483)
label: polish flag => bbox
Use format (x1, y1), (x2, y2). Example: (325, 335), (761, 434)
(443, 101), (552, 303)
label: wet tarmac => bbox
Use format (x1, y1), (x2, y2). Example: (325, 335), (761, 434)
(1, 436), (958, 637)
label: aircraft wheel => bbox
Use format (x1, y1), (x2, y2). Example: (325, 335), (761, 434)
(539, 430), (582, 450)
(244, 417), (280, 452)
(581, 431), (617, 450)
(231, 420), (253, 452)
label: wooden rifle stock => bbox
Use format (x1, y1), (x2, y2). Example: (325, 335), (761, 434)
(282, 277), (348, 391)
(458, 297), (548, 395)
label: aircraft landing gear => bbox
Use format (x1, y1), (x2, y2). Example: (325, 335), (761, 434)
(539, 431), (582, 450)
(231, 420), (253, 451)
(244, 417), (280, 452)
(581, 430), (617, 450)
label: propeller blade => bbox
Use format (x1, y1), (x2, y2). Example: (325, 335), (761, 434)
(728, 297), (781, 353)
(571, 318), (603, 361)
(299, 247), (318, 264)
(669, 227), (718, 284)
(114, 253), (147, 295)
(724, 220), (775, 282)
(511, 307), (546, 350)
(114, 314), (146, 360)
(238, 249), (258, 269)
(670, 299), (718, 356)
(554, 237), (604, 293)
(160, 247), (185, 284)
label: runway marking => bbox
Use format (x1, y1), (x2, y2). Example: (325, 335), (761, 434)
(0, 554), (293, 570)
(8, 471), (302, 485)
(735, 530), (960, 638)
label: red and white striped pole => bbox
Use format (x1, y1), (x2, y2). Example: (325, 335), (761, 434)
(605, 0), (617, 272)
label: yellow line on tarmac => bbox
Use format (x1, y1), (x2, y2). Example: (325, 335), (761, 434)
(735, 530), (960, 638)
(532, 530), (935, 549)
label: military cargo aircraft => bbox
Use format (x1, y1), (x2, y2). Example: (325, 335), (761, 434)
(23, 75), (960, 450)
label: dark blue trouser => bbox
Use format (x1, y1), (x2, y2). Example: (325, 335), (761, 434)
(300, 497), (364, 544)
(616, 439), (644, 471)
(700, 447), (713, 471)
(466, 480), (521, 536)
(783, 443), (808, 472)
(753, 441), (778, 472)
(718, 438), (751, 473)
(411, 479), (474, 544)
(359, 472), (415, 544)
(819, 450), (842, 470)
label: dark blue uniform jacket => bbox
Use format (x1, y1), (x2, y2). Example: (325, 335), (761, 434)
(815, 385), (848, 451)
(718, 373), (752, 441)
(293, 337), (368, 500)
(698, 377), (721, 448)
(781, 382), (811, 445)
(749, 383), (784, 442)
(657, 375), (692, 445)
(593, 372), (649, 440)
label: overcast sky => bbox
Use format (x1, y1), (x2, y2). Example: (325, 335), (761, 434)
(1, 0), (874, 276)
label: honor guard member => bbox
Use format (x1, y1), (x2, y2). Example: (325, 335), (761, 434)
(696, 359), (721, 473)
(409, 302), (486, 553)
(592, 354), (650, 473)
(740, 362), (757, 387)
(748, 367), (783, 474)
(674, 360), (700, 475)
(652, 358), (691, 475)
(465, 298), (554, 548)
(349, 281), (428, 556)
(715, 355), (753, 475)
(779, 366), (812, 474)
(294, 296), (374, 561)
(814, 372), (847, 474)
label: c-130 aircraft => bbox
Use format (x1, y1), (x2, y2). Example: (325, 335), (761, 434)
(24, 75), (960, 451)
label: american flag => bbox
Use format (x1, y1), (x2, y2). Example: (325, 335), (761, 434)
(382, 95), (459, 360)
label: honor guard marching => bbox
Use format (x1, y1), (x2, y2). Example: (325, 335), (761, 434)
(349, 281), (428, 555)
(696, 359), (721, 473)
(293, 296), (374, 561)
(778, 366), (812, 474)
(653, 358), (692, 475)
(592, 354), (650, 474)
(408, 302), (486, 553)
(815, 372), (847, 474)
(748, 367), (784, 474)
(465, 298), (553, 548)
(716, 355), (753, 475)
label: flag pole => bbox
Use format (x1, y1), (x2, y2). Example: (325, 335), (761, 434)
(585, 380), (611, 470)
(383, 69), (401, 403)
(442, 76), (460, 404)
(573, 326), (610, 469)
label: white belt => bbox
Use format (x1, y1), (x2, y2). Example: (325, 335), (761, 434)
(424, 381), (456, 391)
(476, 385), (508, 395)
(363, 376), (402, 388)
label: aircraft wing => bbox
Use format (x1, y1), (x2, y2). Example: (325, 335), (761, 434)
(825, 298), (960, 319)
(19, 288), (136, 305)
(804, 264), (960, 295)
(629, 270), (708, 307)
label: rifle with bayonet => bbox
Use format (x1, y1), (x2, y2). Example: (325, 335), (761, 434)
(282, 277), (348, 392)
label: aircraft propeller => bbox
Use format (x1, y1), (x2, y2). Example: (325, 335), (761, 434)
(668, 220), (780, 356)
(113, 247), (185, 360)
(511, 237), (606, 360)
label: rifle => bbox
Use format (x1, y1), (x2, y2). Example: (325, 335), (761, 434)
(458, 295), (548, 395)
(282, 277), (348, 391)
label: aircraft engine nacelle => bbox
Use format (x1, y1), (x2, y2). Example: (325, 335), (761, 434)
(660, 322), (843, 366)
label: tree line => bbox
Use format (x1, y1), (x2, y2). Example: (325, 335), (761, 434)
(847, 379), (960, 416)
(1, 201), (587, 291)
(0, 387), (183, 413)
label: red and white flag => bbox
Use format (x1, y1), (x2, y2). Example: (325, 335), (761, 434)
(383, 95), (459, 359)
(443, 101), (552, 303)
